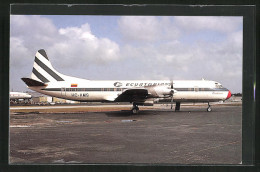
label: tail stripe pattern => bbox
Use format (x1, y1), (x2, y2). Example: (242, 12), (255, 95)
(31, 49), (65, 83)
(32, 67), (50, 83)
(38, 49), (49, 60)
(34, 56), (64, 81)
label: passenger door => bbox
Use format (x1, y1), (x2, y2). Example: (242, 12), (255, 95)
(61, 87), (66, 96)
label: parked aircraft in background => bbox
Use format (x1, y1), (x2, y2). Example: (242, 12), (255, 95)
(10, 92), (32, 104)
(10, 92), (32, 100)
(22, 49), (231, 114)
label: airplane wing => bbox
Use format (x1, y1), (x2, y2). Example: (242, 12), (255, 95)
(114, 88), (149, 102)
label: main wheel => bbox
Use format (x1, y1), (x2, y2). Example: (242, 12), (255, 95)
(132, 108), (139, 114)
(207, 107), (212, 112)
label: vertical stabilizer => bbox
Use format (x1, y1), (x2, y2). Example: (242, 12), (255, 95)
(31, 49), (64, 83)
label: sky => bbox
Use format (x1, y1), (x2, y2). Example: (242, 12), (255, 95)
(10, 15), (243, 93)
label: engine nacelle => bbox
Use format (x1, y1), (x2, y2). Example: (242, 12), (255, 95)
(147, 86), (174, 98)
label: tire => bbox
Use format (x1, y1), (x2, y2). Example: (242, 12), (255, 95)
(207, 107), (212, 112)
(132, 108), (139, 114)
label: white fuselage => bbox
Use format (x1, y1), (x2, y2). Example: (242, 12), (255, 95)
(22, 49), (232, 113)
(28, 79), (230, 103)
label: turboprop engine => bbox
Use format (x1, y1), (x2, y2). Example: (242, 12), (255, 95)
(146, 81), (176, 109)
(154, 86), (175, 97)
(147, 85), (175, 98)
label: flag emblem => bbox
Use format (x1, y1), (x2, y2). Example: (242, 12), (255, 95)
(71, 84), (77, 87)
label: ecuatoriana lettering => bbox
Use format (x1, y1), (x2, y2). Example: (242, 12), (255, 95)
(125, 83), (171, 87)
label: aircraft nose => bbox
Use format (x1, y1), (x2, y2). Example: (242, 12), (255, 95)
(226, 90), (232, 99)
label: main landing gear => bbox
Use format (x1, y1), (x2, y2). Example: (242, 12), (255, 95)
(132, 103), (139, 114)
(175, 102), (180, 112)
(207, 102), (212, 112)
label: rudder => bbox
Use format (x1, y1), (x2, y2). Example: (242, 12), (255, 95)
(30, 49), (64, 83)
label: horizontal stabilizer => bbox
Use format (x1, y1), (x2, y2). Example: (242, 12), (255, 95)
(21, 78), (47, 87)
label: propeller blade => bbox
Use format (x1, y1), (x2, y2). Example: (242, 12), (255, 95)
(170, 94), (174, 109)
(169, 80), (174, 109)
(171, 80), (173, 89)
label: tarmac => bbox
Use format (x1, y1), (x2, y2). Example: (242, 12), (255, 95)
(9, 104), (242, 164)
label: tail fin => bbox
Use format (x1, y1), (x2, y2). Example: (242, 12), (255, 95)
(30, 49), (64, 83)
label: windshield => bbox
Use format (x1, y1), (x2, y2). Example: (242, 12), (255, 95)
(215, 83), (223, 88)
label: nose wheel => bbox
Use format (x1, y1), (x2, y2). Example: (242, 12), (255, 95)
(207, 103), (212, 112)
(132, 103), (139, 114)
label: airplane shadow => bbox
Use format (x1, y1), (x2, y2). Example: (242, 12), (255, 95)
(104, 110), (157, 117)
(103, 109), (214, 117)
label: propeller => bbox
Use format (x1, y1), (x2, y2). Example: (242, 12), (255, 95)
(170, 80), (174, 109)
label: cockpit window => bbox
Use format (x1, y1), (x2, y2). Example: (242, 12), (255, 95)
(215, 83), (223, 88)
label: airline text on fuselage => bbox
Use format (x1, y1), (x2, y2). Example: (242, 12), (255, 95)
(125, 82), (171, 87)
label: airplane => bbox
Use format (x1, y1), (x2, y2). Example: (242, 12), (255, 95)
(21, 49), (232, 114)
(10, 92), (32, 104)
